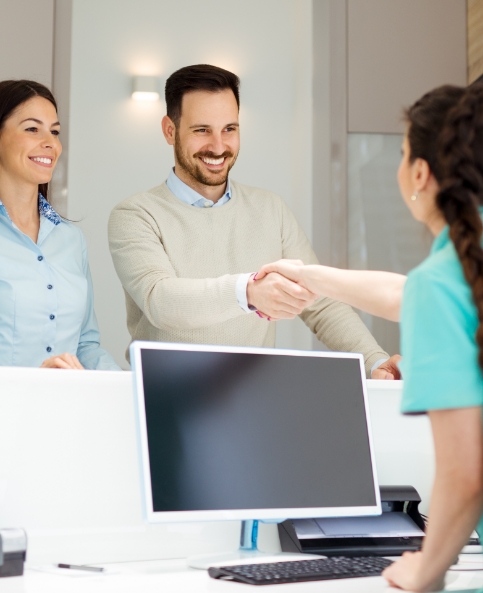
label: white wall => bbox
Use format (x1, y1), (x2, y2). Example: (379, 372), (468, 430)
(67, 0), (314, 368)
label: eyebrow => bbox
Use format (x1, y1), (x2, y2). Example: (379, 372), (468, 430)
(189, 122), (239, 129)
(20, 118), (60, 127)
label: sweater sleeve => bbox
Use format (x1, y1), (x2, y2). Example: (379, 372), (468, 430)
(108, 199), (246, 331)
(278, 200), (389, 377)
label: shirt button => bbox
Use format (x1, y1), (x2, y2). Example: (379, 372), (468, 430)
(46, 346), (52, 353)
(47, 284), (53, 290)
(203, 202), (211, 208)
(37, 255), (44, 261)
(50, 314), (55, 320)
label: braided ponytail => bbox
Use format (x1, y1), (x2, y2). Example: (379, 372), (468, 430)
(436, 84), (483, 370)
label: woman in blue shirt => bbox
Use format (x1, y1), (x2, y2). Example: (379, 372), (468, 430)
(257, 83), (483, 591)
(0, 79), (119, 370)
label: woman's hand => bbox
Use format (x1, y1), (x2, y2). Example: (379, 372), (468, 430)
(255, 259), (306, 286)
(249, 262), (317, 321)
(382, 552), (444, 592)
(40, 353), (84, 369)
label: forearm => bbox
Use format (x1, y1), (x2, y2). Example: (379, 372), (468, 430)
(300, 297), (389, 377)
(109, 211), (247, 330)
(303, 266), (406, 322)
(140, 274), (246, 330)
(418, 470), (483, 588)
(416, 407), (483, 590)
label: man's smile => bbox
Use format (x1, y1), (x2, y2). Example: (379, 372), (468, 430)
(201, 156), (224, 166)
(199, 155), (226, 169)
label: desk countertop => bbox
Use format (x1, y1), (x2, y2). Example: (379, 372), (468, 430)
(2, 558), (483, 593)
(0, 369), (436, 567)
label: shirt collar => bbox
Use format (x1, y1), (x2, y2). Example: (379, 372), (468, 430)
(167, 167), (231, 206)
(39, 194), (62, 225)
(430, 225), (450, 255)
(0, 193), (62, 226)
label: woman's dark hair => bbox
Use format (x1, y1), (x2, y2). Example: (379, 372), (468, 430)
(165, 64), (240, 126)
(405, 83), (483, 369)
(0, 79), (58, 203)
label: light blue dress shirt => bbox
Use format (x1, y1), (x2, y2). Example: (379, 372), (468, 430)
(166, 167), (232, 208)
(0, 195), (120, 370)
(166, 169), (252, 312)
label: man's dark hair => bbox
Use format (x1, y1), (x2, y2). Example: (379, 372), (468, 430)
(165, 64), (240, 126)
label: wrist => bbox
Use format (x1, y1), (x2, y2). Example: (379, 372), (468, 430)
(413, 557), (445, 592)
(305, 266), (319, 295)
(236, 273), (254, 313)
(246, 273), (257, 309)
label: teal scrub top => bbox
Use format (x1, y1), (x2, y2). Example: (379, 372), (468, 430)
(400, 221), (483, 535)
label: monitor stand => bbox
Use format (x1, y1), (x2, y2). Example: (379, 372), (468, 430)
(187, 520), (320, 570)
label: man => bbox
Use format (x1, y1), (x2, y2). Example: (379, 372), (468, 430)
(108, 64), (400, 378)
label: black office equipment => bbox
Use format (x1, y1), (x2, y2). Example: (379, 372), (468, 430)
(0, 529), (27, 577)
(208, 556), (394, 585)
(279, 485), (425, 557)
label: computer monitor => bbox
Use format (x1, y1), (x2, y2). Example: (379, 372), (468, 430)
(130, 342), (381, 567)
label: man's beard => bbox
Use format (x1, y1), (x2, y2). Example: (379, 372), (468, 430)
(174, 132), (238, 187)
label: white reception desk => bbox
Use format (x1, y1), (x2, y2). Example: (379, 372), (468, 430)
(1, 366), (480, 592)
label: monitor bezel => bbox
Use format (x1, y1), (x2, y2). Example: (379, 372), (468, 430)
(130, 341), (382, 523)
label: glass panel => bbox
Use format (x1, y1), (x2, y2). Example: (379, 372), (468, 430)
(347, 133), (432, 356)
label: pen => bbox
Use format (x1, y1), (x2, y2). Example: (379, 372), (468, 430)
(57, 563), (105, 573)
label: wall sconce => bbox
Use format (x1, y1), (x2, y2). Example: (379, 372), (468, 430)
(132, 75), (160, 101)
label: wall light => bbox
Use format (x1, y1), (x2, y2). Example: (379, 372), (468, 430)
(132, 75), (160, 101)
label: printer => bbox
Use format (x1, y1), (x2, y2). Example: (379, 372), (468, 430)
(279, 486), (425, 557)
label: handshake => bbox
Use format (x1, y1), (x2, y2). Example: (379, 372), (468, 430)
(247, 259), (316, 321)
(249, 259), (403, 381)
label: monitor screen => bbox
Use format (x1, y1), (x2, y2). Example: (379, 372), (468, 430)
(131, 343), (381, 523)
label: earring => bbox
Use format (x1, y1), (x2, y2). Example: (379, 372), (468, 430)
(411, 191), (419, 201)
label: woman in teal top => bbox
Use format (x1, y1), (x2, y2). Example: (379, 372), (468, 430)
(256, 83), (483, 591)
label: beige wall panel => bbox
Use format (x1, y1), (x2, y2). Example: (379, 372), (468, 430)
(348, 0), (467, 133)
(468, 0), (483, 83)
(0, 0), (54, 86)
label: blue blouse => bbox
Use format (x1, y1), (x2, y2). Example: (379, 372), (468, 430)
(0, 195), (120, 370)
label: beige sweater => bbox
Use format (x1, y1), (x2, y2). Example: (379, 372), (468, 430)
(108, 181), (389, 375)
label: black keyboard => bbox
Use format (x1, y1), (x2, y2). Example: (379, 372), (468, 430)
(208, 556), (393, 585)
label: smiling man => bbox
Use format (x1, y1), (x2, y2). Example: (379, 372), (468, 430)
(108, 64), (399, 378)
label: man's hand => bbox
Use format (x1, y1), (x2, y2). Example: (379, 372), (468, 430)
(382, 551), (444, 592)
(247, 272), (318, 320)
(372, 354), (402, 380)
(40, 353), (84, 370)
